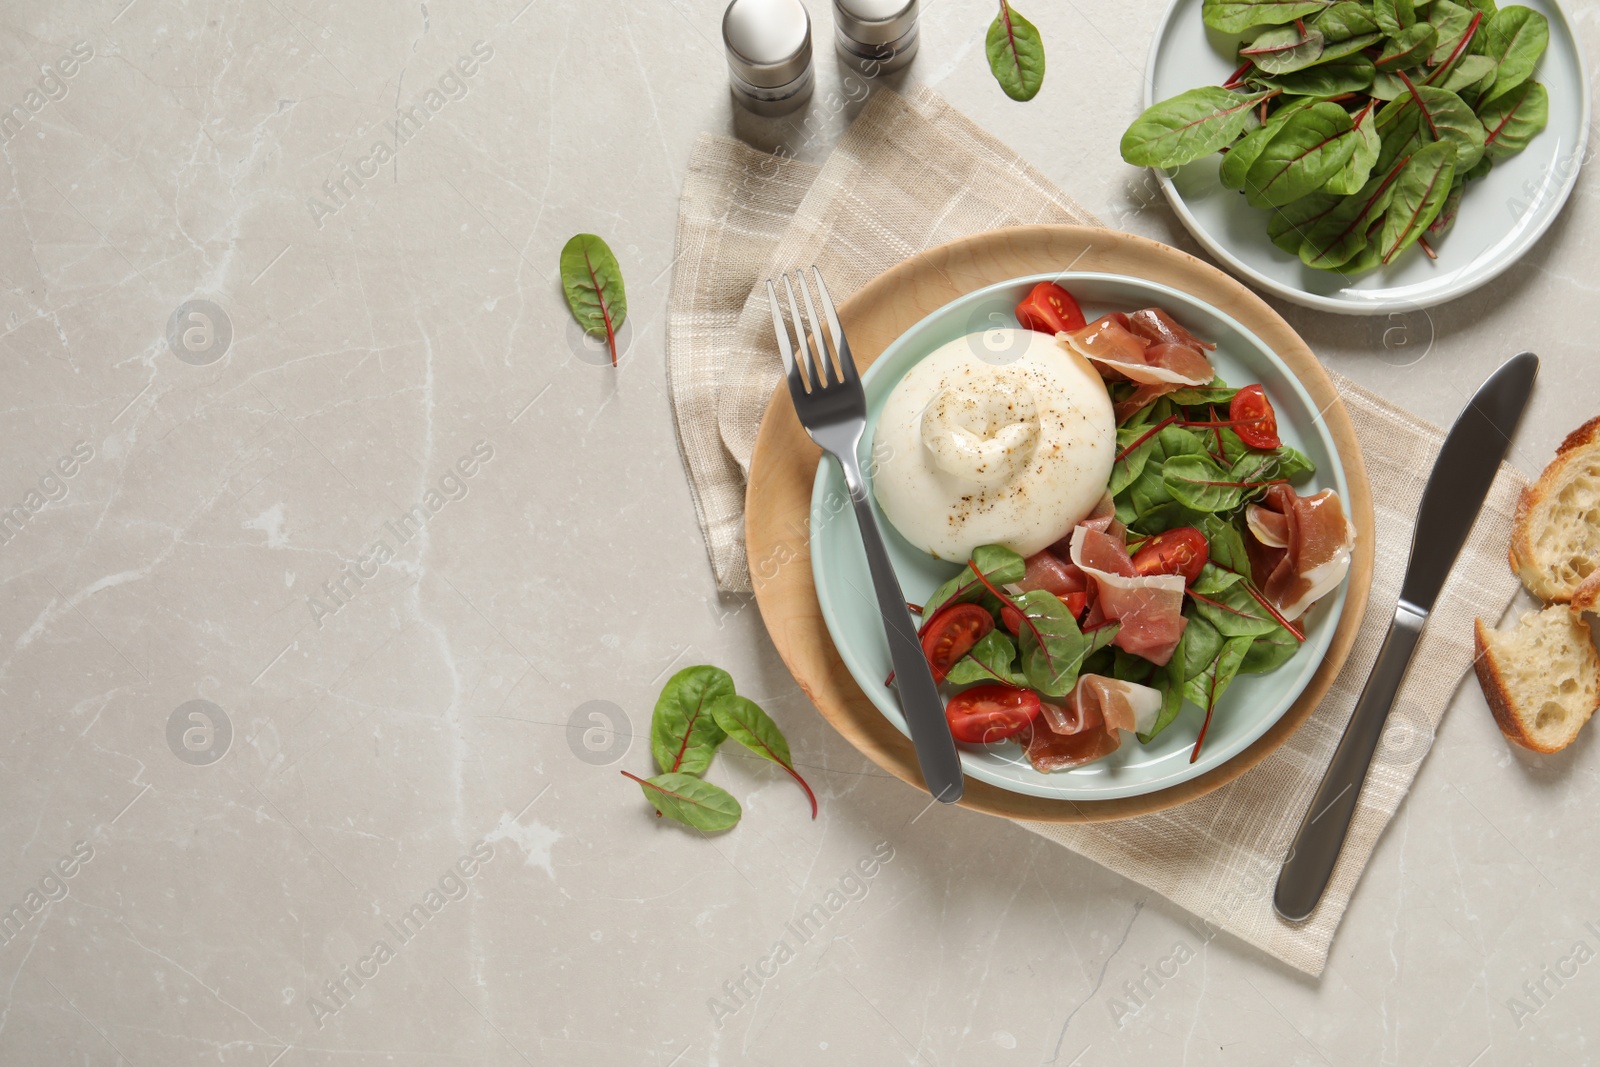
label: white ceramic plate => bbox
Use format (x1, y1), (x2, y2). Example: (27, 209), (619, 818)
(809, 274), (1352, 800)
(1144, 0), (1590, 314)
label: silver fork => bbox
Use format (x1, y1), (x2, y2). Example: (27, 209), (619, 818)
(766, 267), (964, 804)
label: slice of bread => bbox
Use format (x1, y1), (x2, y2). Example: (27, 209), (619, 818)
(1474, 606), (1600, 753)
(1509, 416), (1600, 603)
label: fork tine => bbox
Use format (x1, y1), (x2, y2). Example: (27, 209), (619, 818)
(780, 273), (832, 390)
(766, 280), (806, 398)
(780, 275), (812, 391)
(781, 274), (817, 391)
(794, 270), (837, 389)
(810, 267), (855, 384)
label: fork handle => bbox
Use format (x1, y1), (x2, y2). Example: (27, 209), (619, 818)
(837, 453), (965, 804)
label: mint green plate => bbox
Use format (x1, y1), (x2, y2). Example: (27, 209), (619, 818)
(809, 273), (1351, 801)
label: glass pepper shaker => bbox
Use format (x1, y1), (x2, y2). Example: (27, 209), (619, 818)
(832, 0), (918, 75)
(723, 0), (815, 117)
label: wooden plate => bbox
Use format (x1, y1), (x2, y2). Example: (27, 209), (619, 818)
(746, 226), (1374, 822)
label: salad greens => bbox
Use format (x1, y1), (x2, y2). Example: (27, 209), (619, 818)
(986, 1), (1046, 101)
(927, 381), (1316, 760)
(559, 233), (627, 366)
(1121, 2), (1552, 270)
(624, 666), (816, 831)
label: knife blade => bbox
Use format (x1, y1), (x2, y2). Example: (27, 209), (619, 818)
(1273, 352), (1538, 923)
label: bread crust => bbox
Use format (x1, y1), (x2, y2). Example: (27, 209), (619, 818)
(1556, 415), (1600, 458)
(1508, 415), (1600, 602)
(1473, 619), (1555, 752)
(1574, 572), (1600, 615)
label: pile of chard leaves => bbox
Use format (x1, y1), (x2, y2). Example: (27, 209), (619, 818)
(1121, 0), (1551, 271)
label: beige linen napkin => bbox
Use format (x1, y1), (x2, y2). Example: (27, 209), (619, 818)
(666, 86), (1525, 976)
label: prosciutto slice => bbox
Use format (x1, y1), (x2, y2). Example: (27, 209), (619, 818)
(1069, 525), (1188, 666)
(1245, 485), (1356, 621)
(1018, 550), (1088, 596)
(1047, 492), (1122, 558)
(1021, 675), (1164, 772)
(1113, 382), (1184, 424)
(1061, 315), (1216, 387)
(1125, 308), (1217, 351)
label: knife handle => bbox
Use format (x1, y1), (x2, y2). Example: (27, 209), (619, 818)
(1274, 602), (1427, 921)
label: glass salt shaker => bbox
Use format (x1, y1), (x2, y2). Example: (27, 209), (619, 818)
(832, 0), (918, 75)
(723, 0), (815, 117)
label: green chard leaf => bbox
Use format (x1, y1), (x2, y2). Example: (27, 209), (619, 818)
(1014, 590), (1117, 698)
(1163, 448), (1282, 513)
(625, 771), (742, 832)
(1189, 564), (1283, 637)
(651, 665), (734, 775)
(1369, 69), (1408, 100)
(1298, 156), (1407, 268)
(1479, 79), (1549, 161)
(987, 1), (1046, 101)
(922, 544), (1026, 619)
(1267, 191), (1344, 253)
(1121, 88), (1274, 168)
(1140, 643), (1189, 743)
(1424, 0), (1478, 64)
(1240, 25), (1326, 74)
(1244, 101), (1361, 207)
(1273, 445), (1317, 481)
(1203, 0), (1331, 33)
(560, 234), (628, 367)
(1477, 6), (1548, 103)
(1437, 53), (1497, 94)
(1375, 95), (1426, 169)
(1162, 454), (1245, 512)
(1184, 635), (1255, 714)
(1131, 502), (1214, 535)
(1221, 99), (1315, 191)
(1167, 384), (1241, 406)
(1325, 102), (1381, 194)
(1240, 620), (1301, 672)
(1222, 122), (1284, 192)
(1317, 30), (1385, 60)
(1410, 85), (1487, 169)
(1315, 0), (1380, 38)
(946, 630), (1024, 686)
(1181, 612), (1227, 679)
(710, 695), (817, 818)
(1260, 54), (1377, 95)
(1375, 139), (1459, 263)
(1199, 514), (1253, 573)
(1376, 23), (1438, 69)
(1374, 0), (1416, 34)
(1121, 425), (1210, 522)
(1428, 175), (1465, 237)
(1111, 424), (1157, 494)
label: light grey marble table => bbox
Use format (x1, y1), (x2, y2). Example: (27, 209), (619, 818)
(2, 1), (1596, 1064)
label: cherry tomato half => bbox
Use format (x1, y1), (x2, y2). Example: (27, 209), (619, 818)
(1014, 282), (1088, 336)
(1001, 592), (1089, 636)
(1229, 384), (1281, 450)
(1130, 527), (1209, 584)
(920, 603), (994, 682)
(944, 684), (1042, 744)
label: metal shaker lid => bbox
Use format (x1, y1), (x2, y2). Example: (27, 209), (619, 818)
(723, 0), (814, 89)
(832, 0), (918, 46)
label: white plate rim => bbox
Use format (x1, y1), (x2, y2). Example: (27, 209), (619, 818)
(808, 271), (1353, 801)
(1141, 0), (1592, 315)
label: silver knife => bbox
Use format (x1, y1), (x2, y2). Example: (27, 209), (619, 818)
(1273, 352), (1539, 922)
